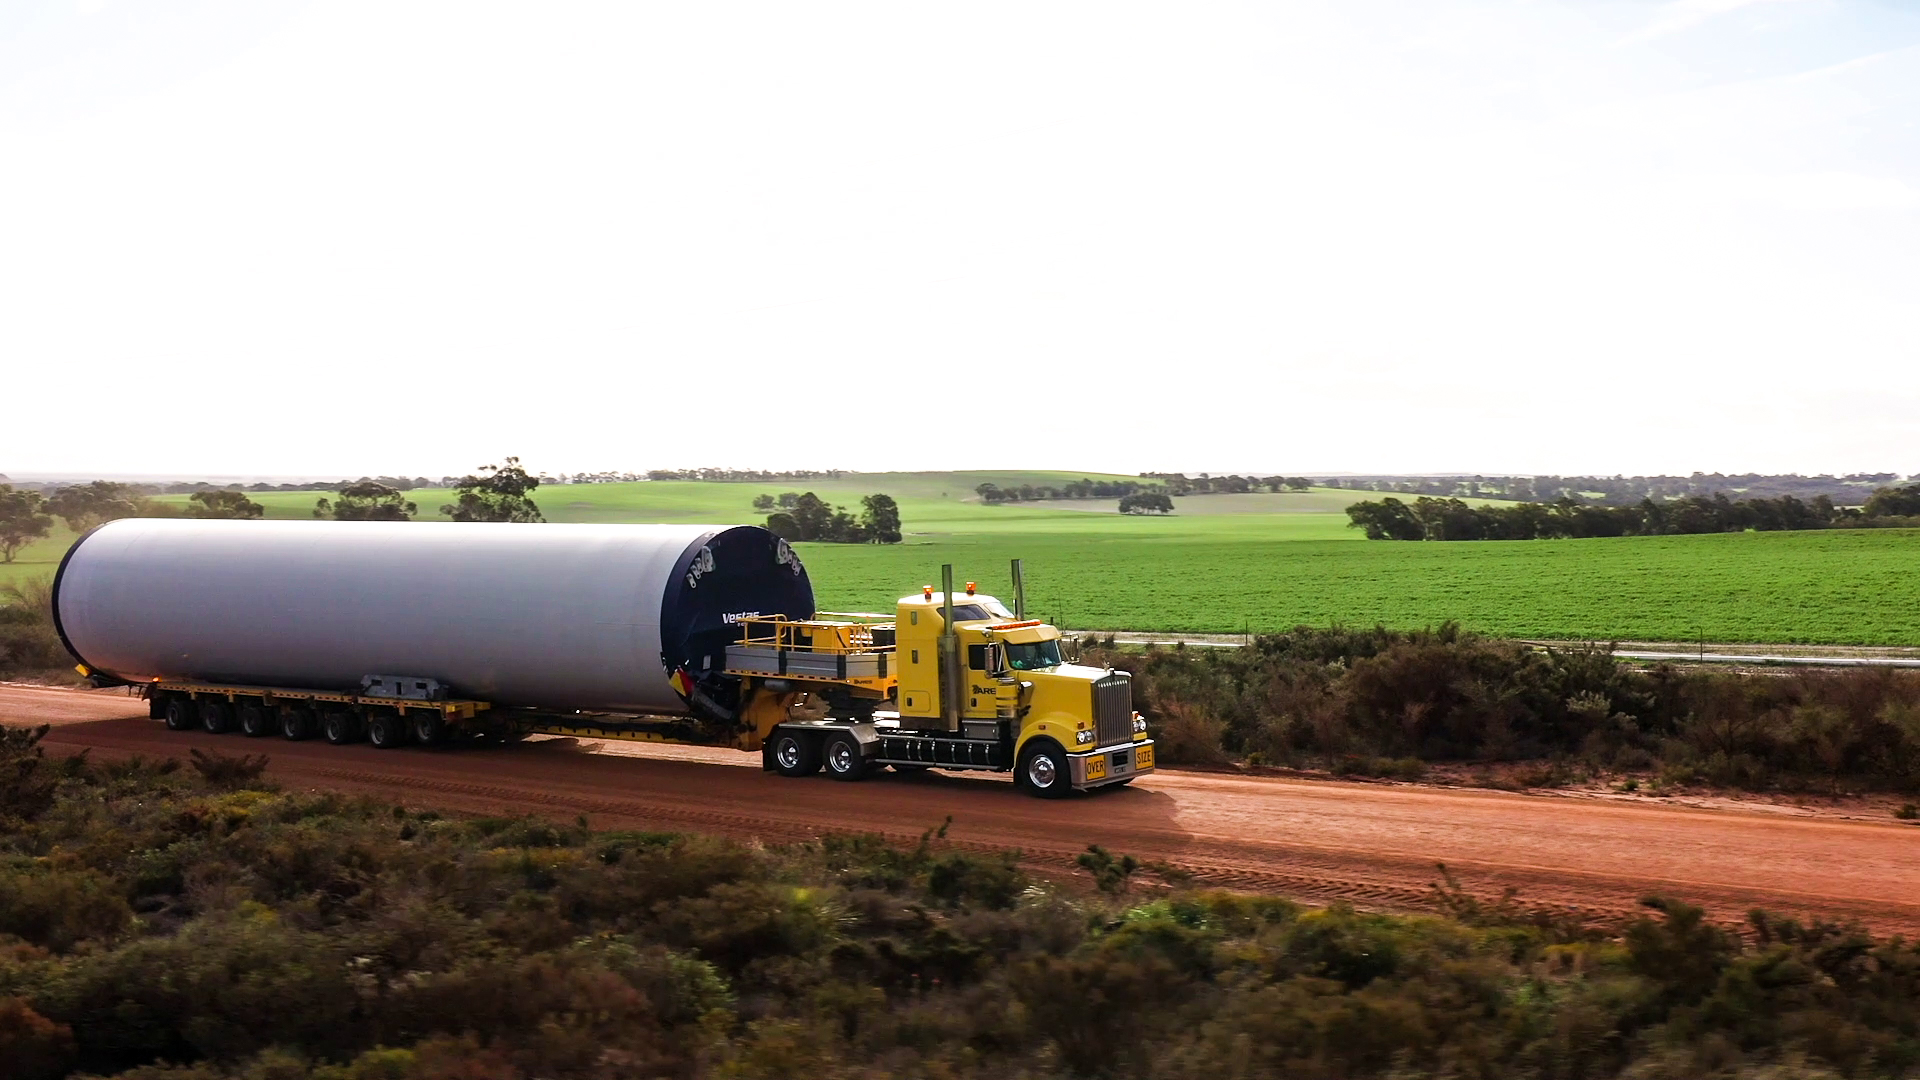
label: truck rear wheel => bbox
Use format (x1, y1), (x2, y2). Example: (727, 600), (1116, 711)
(1017, 741), (1072, 799)
(367, 711), (409, 749)
(280, 706), (316, 741)
(769, 732), (820, 777)
(823, 732), (867, 782)
(163, 696), (194, 732)
(199, 700), (234, 734)
(238, 704), (275, 737)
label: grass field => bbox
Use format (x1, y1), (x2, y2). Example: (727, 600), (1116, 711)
(5, 474), (1917, 644)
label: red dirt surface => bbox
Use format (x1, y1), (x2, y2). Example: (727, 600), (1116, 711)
(9, 683), (1920, 933)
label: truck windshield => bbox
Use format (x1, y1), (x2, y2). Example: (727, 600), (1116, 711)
(1004, 640), (1062, 670)
(947, 600), (1013, 621)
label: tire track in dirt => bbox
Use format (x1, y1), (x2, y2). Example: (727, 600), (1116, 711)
(10, 684), (1920, 933)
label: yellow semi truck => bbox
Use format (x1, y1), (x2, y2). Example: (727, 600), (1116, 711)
(728, 564), (1154, 795)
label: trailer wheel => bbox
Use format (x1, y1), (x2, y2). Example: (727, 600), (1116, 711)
(199, 700), (234, 734)
(823, 732), (867, 782)
(238, 704), (275, 738)
(322, 708), (364, 745)
(367, 711), (409, 749)
(410, 713), (445, 747)
(163, 696), (194, 732)
(1017, 741), (1072, 799)
(768, 732), (820, 777)
(280, 706), (315, 741)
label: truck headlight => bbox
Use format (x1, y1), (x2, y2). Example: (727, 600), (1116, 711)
(1075, 729), (1095, 745)
(1132, 714), (1148, 733)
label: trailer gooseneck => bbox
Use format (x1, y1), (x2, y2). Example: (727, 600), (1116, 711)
(54, 519), (1152, 797)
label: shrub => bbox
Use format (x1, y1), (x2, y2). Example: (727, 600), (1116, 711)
(187, 748), (273, 791)
(0, 869), (132, 953)
(0, 995), (75, 1080)
(0, 724), (59, 823)
(0, 580), (68, 679)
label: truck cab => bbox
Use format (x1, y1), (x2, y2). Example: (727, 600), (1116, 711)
(733, 567), (1154, 797)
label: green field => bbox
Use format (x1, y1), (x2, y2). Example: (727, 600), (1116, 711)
(5, 473), (1918, 644)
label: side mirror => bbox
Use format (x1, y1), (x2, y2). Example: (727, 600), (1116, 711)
(986, 642), (1006, 676)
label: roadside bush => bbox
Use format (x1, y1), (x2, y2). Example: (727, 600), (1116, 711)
(1098, 629), (1920, 793)
(0, 579), (68, 679)
(14, 724), (1920, 1079)
(0, 723), (60, 822)
(0, 869), (132, 953)
(0, 995), (75, 1080)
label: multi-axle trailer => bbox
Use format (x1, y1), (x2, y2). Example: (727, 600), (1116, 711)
(54, 519), (1153, 796)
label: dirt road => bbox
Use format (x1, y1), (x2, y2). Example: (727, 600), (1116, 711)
(9, 683), (1918, 933)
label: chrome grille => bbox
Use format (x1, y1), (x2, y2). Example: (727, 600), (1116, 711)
(1093, 674), (1133, 748)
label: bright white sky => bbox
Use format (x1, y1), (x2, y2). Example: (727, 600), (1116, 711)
(3, 0), (1916, 479)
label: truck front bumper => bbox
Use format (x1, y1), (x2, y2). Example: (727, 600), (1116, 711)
(1070, 740), (1155, 789)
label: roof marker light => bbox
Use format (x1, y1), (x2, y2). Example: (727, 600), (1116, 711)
(965, 581), (977, 595)
(923, 586), (933, 600)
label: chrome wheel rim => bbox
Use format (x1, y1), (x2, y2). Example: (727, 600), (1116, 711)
(828, 741), (855, 773)
(776, 739), (802, 769)
(1026, 754), (1058, 789)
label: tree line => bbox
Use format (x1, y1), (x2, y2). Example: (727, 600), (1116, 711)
(1347, 484), (1920, 541)
(648, 467), (845, 482)
(1139, 472), (1314, 495)
(0, 459), (548, 560)
(973, 478), (1164, 503)
(1326, 471), (1905, 506)
(760, 492), (902, 544)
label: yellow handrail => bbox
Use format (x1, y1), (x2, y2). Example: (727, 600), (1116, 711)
(733, 615), (896, 654)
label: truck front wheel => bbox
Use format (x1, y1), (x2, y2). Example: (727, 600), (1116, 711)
(823, 732), (867, 781)
(1017, 741), (1072, 799)
(769, 732), (820, 777)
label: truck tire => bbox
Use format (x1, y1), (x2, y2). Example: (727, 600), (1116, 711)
(410, 712), (444, 747)
(367, 711), (409, 749)
(280, 706), (315, 741)
(238, 703), (275, 738)
(322, 708), (363, 745)
(1017, 741), (1072, 799)
(163, 696), (194, 732)
(199, 700), (234, 734)
(769, 732), (820, 777)
(823, 731), (867, 782)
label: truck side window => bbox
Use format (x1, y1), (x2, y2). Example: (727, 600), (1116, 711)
(967, 644), (987, 670)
